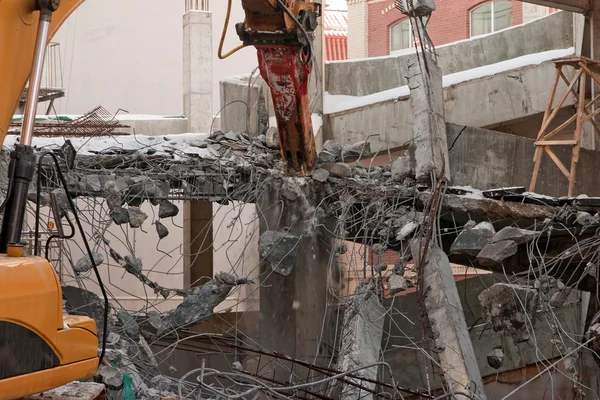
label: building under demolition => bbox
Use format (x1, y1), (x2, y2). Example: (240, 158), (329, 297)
(6, 0), (600, 399)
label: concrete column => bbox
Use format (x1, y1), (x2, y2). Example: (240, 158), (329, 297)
(183, 11), (213, 133)
(347, 0), (369, 59)
(310, 1), (325, 151)
(183, 201), (213, 288)
(407, 53), (451, 183)
(410, 241), (486, 400)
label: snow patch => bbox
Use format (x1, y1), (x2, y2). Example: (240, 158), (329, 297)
(324, 86), (411, 114)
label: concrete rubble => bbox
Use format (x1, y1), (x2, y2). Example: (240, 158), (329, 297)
(258, 230), (301, 276)
(478, 283), (539, 342)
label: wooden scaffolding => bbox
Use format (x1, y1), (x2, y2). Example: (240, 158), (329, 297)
(529, 56), (600, 197)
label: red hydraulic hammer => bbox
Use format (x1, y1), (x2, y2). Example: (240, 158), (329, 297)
(237, 0), (320, 176)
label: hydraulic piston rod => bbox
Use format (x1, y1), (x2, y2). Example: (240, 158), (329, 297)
(0, 0), (59, 252)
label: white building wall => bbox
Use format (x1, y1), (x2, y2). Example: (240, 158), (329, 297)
(48, 0), (256, 117)
(347, 0), (369, 59)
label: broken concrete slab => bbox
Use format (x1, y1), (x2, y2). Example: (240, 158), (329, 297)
(478, 283), (539, 342)
(150, 375), (172, 392)
(334, 283), (385, 400)
(157, 273), (248, 336)
(491, 226), (540, 245)
(73, 252), (104, 274)
(477, 240), (518, 267)
(450, 221), (495, 256)
(259, 231), (301, 276)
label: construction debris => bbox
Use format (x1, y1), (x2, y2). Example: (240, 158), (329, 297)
(477, 240), (518, 267)
(73, 252), (104, 274)
(479, 283), (539, 342)
(259, 230), (301, 276)
(487, 348), (504, 369)
(450, 221), (495, 256)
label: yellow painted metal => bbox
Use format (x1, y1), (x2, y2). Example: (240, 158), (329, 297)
(0, 254), (99, 398)
(0, 0), (86, 146)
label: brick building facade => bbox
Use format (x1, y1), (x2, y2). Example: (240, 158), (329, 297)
(347, 0), (555, 58)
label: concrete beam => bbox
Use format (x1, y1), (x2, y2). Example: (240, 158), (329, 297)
(410, 241), (487, 400)
(518, 0), (589, 13)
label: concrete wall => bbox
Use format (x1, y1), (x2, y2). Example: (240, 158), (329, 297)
(447, 123), (600, 197)
(48, 0), (256, 116)
(326, 10), (573, 96)
(324, 59), (574, 151)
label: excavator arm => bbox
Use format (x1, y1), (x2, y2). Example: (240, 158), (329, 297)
(0, 0), (319, 175)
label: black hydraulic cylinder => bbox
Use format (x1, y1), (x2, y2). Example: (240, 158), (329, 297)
(0, 145), (36, 253)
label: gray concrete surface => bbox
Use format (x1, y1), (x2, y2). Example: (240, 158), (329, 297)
(411, 242), (486, 400)
(447, 123), (600, 197)
(324, 59), (575, 151)
(408, 55), (450, 182)
(326, 11), (573, 97)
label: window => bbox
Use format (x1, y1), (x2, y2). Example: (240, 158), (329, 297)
(470, 1), (512, 37)
(390, 20), (412, 53)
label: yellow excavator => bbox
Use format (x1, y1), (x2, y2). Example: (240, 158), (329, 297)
(0, 1), (319, 398)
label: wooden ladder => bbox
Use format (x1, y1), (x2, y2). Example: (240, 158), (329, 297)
(529, 56), (600, 197)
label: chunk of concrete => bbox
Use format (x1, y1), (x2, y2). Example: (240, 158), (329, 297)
(341, 141), (371, 162)
(73, 252), (104, 274)
(576, 211), (600, 226)
(450, 221), (495, 256)
(124, 255), (143, 276)
(155, 221), (169, 239)
(389, 275), (408, 295)
(104, 180), (122, 210)
(487, 348), (504, 369)
(478, 283), (539, 342)
(312, 168), (330, 183)
(95, 364), (123, 390)
(391, 155), (412, 182)
(322, 163), (352, 179)
(491, 226), (539, 245)
(323, 140), (342, 159)
(266, 126), (280, 149)
(117, 309), (140, 338)
(259, 231), (300, 276)
(111, 207), (129, 225)
(128, 207), (148, 228)
(477, 240), (518, 267)
(150, 375), (171, 392)
(159, 200), (179, 219)
(318, 151), (336, 164)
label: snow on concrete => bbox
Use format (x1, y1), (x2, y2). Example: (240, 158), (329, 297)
(324, 47), (574, 114)
(2, 133), (211, 158)
(324, 86), (411, 114)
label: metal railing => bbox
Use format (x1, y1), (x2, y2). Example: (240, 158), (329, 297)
(185, 0), (209, 11)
